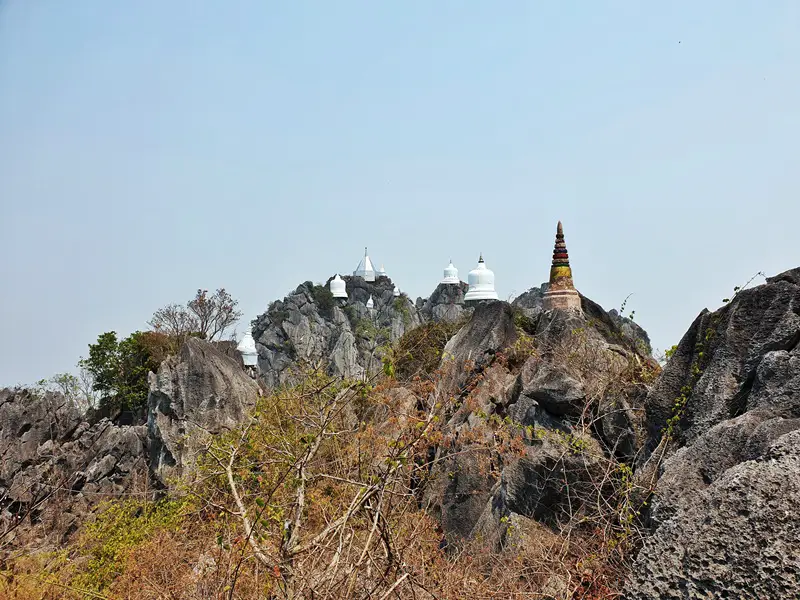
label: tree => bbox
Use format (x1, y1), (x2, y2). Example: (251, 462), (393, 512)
(79, 331), (166, 413)
(188, 288), (242, 341)
(148, 288), (242, 343)
(32, 372), (97, 413)
(147, 303), (198, 347)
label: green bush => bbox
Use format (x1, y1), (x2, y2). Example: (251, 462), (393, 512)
(311, 283), (335, 317)
(72, 498), (186, 592)
(79, 331), (170, 413)
(389, 319), (464, 380)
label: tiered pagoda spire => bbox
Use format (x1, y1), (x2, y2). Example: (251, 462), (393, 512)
(542, 221), (582, 311)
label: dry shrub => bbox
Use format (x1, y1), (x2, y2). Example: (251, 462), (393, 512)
(390, 319), (465, 381)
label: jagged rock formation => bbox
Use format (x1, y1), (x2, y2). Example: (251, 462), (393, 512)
(627, 267), (800, 599)
(0, 388), (149, 545)
(417, 281), (471, 323)
(424, 295), (655, 548)
(252, 277), (420, 388)
(147, 338), (260, 481)
(0, 338), (260, 545)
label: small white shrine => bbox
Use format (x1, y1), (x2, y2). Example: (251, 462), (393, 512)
(464, 254), (498, 301)
(366, 295), (375, 309)
(236, 330), (258, 367)
(329, 274), (348, 298)
(353, 247), (376, 282)
(441, 260), (460, 285)
(377, 264), (388, 278)
(393, 284), (400, 297)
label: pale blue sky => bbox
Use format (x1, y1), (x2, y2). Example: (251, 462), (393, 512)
(1, 1), (799, 385)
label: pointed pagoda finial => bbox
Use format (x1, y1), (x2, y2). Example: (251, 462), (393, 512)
(543, 220), (581, 311)
(479, 252), (484, 263)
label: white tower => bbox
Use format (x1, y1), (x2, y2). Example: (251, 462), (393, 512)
(329, 274), (348, 299)
(366, 295), (375, 309)
(393, 284), (401, 297)
(236, 330), (258, 367)
(441, 260), (459, 285)
(354, 247), (376, 282)
(377, 264), (388, 279)
(464, 254), (498, 301)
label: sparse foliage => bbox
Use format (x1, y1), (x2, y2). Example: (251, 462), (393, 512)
(149, 288), (242, 343)
(188, 288), (242, 341)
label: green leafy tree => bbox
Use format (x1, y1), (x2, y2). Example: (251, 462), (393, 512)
(79, 331), (167, 412)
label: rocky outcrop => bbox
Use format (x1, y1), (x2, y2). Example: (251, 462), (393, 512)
(627, 267), (800, 599)
(424, 297), (654, 548)
(147, 338), (260, 481)
(417, 282), (471, 323)
(0, 388), (149, 544)
(252, 277), (420, 388)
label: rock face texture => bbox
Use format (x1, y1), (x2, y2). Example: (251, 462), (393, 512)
(252, 277), (420, 388)
(0, 338), (260, 544)
(417, 282), (471, 324)
(0, 388), (149, 544)
(424, 296), (655, 548)
(147, 338), (260, 480)
(627, 267), (800, 599)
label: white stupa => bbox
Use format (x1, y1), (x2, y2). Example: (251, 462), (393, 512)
(393, 284), (400, 297)
(366, 295), (375, 309)
(353, 247), (376, 282)
(236, 330), (258, 367)
(329, 274), (347, 298)
(377, 264), (388, 278)
(464, 254), (498, 301)
(441, 260), (459, 285)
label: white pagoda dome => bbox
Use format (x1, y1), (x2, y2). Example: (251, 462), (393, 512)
(441, 260), (459, 285)
(393, 284), (400, 297)
(329, 274), (347, 298)
(366, 295), (375, 309)
(353, 247), (376, 282)
(377, 264), (388, 278)
(236, 330), (258, 367)
(464, 254), (498, 301)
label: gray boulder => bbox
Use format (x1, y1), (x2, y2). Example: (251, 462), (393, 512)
(519, 358), (586, 417)
(628, 429), (800, 599)
(642, 268), (800, 457)
(252, 277), (420, 388)
(628, 267), (800, 598)
(418, 282), (471, 323)
(438, 301), (518, 396)
(0, 388), (149, 545)
(147, 337), (260, 481)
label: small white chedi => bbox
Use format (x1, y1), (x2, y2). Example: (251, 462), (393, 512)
(236, 330), (259, 367)
(464, 254), (498, 301)
(366, 295), (375, 309)
(441, 260), (459, 285)
(329, 274), (348, 298)
(353, 247), (376, 282)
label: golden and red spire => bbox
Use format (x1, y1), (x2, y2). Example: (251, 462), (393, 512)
(543, 221), (582, 311)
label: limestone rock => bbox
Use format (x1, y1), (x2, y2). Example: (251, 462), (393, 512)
(438, 301), (518, 396)
(628, 429), (800, 599)
(642, 268), (800, 457)
(252, 277), (420, 388)
(519, 358), (586, 417)
(418, 282), (471, 324)
(0, 388), (149, 544)
(628, 267), (800, 598)
(147, 337), (260, 480)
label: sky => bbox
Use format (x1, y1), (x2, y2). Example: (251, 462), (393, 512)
(1, 1), (799, 385)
